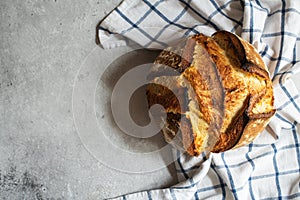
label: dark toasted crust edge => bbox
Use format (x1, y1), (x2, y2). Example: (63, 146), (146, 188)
(181, 116), (196, 156)
(191, 35), (225, 132)
(213, 31), (270, 80)
(146, 37), (198, 156)
(233, 116), (273, 149)
(242, 62), (269, 79)
(179, 37), (196, 73)
(222, 31), (276, 150)
(246, 89), (276, 119)
(211, 30), (275, 152)
(212, 113), (249, 153)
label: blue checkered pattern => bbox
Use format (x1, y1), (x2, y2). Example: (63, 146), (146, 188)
(99, 0), (300, 199)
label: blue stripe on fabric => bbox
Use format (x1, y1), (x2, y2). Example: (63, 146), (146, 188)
(273, 0), (286, 77)
(271, 144), (282, 200)
(263, 53), (294, 62)
(170, 188), (177, 200)
(213, 143), (300, 169)
(194, 186), (199, 200)
(229, 180), (259, 194)
(292, 122), (300, 173)
(207, 1), (235, 24)
(268, 8), (300, 17)
(143, 0), (197, 47)
(214, 150), (273, 169)
(176, 150), (189, 180)
(209, 0), (242, 26)
(244, 2), (266, 12)
(142, 0), (198, 34)
(147, 191), (152, 200)
(174, 149), (199, 198)
(262, 31), (298, 38)
(275, 113), (294, 128)
(187, 156), (200, 199)
(183, 24), (201, 36)
(178, 0), (220, 30)
(221, 153), (238, 199)
(192, 177), (199, 200)
(248, 1), (254, 43)
(131, 0), (163, 29)
(275, 71), (293, 76)
(261, 192), (300, 200)
(173, 151), (198, 193)
(179, 164), (199, 199)
(197, 183), (226, 193)
(118, 0), (162, 35)
(230, 17), (244, 33)
(251, 169), (300, 180)
(278, 69), (295, 79)
(258, 41), (296, 63)
(242, 28), (263, 33)
(293, 42), (297, 65)
(171, 182), (197, 190)
(211, 163), (226, 199)
(277, 94), (300, 111)
(175, 152), (208, 173)
(251, 143), (269, 148)
(115, 8), (138, 28)
(174, 150), (202, 199)
(279, 73), (300, 113)
(245, 143), (255, 200)
(259, 43), (269, 57)
(175, 165), (200, 173)
(115, 8), (167, 47)
(254, 0), (269, 14)
(194, 193), (199, 200)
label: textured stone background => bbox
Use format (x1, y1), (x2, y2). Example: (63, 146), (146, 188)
(0, 1), (177, 199)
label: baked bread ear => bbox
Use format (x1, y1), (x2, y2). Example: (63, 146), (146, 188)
(146, 30), (275, 156)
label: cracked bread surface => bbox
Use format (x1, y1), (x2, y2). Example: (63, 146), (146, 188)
(146, 30), (275, 156)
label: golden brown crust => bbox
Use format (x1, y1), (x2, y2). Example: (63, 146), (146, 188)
(184, 37), (225, 155)
(233, 117), (272, 149)
(146, 46), (183, 80)
(180, 116), (196, 156)
(211, 90), (250, 152)
(209, 31), (275, 152)
(146, 30), (275, 156)
(213, 113), (249, 152)
(226, 32), (275, 149)
(146, 83), (182, 114)
(179, 37), (196, 72)
(197, 33), (249, 153)
(241, 62), (269, 79)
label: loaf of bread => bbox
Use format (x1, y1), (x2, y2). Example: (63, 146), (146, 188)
(146, 30), (275, 156)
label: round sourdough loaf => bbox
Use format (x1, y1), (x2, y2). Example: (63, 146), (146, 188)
(146, 30), (275, 156)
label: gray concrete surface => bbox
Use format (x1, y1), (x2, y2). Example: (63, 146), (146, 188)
(1, 1), (300, 200)
(0, 1), (177, 199)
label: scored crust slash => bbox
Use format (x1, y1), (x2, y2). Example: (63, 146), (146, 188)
(146, 30), (276, 156)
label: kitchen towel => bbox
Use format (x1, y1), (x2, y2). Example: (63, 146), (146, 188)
(98, 0), (300, 199)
